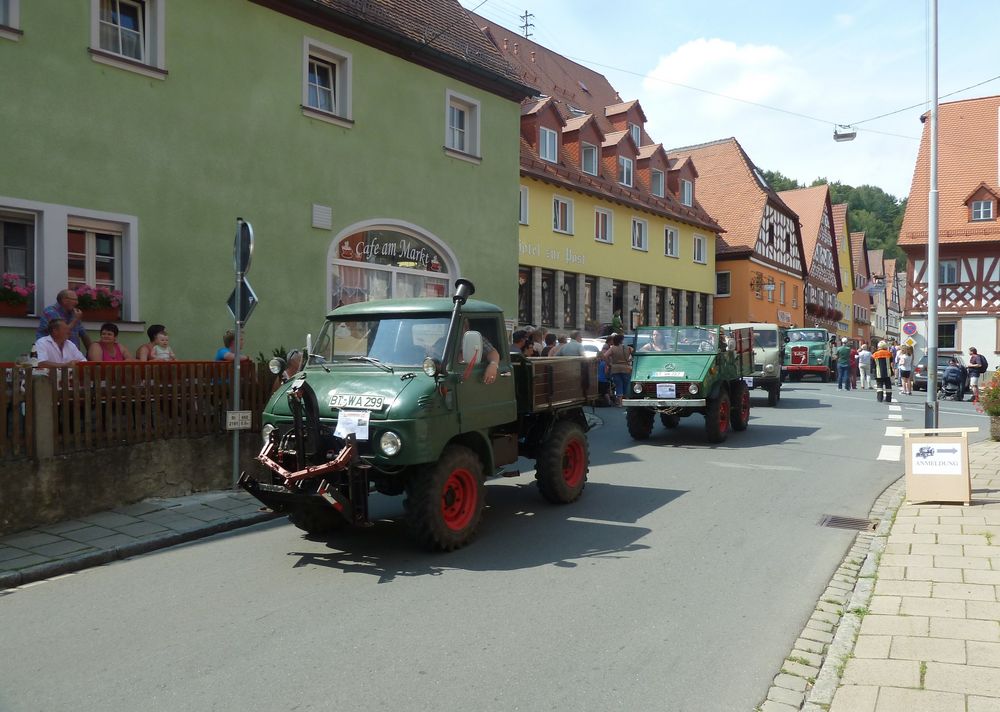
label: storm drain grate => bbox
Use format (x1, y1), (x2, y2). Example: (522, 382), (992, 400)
(819, 515), (878, 532)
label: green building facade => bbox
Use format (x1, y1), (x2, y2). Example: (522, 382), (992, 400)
(0, 0), (528, 360)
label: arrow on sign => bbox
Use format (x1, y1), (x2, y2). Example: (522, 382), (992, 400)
(227, 277), (258, 324)
(937, 447), (958, 455)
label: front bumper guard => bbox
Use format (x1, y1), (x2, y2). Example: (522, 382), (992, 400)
(622, 398), (707, 408)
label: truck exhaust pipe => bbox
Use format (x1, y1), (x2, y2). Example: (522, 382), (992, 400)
(439, 279), (475, 375)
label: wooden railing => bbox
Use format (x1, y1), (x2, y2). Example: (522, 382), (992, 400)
(1, 363), (35, 459)
(1, 361), (275, 458)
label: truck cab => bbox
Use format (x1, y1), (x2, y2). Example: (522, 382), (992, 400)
(724, 322), (783, 406)
(781, 328), (833, 382)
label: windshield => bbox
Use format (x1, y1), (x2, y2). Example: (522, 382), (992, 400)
(634, 326), (718, 353)
(786, 329), (828, 344)
(314, 315), (450, 366)
(752, 329), (778, 348)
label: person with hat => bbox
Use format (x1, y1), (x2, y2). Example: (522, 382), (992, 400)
(872, 340), (894, 402)
(835, 337), (853, 390)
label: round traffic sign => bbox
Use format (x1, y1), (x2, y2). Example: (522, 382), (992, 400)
(902, 321), (917, 336)
(234, 219), (254, 274)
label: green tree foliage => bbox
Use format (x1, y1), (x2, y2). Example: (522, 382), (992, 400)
(760, 170), (906, 266)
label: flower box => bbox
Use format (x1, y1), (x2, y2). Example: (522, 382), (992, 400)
(0, 301), (29, 318)
(82, 307), (120, 323)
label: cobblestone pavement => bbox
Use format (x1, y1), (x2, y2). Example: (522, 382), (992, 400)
(0, 491), (277, 591)
(759, 437), (1000, 712)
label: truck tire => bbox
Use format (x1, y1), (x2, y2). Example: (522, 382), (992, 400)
(705, 390), (731, 443)
(730, 382), (750, 431)
(535, 420), (589, 504)
(767, 385), (780, 407)
(405, 445), (484, 551)
(626, 407), (654, 440)
(288, 506), (344, 536)
(660, 413), (680, 428)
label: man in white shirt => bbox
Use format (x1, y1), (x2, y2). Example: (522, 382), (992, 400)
(559, 331), (584, 357)
(34, 318), (87, 367)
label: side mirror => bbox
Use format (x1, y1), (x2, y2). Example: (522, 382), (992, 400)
(460, 330), (484, 365)
(269, 357), (286, 376)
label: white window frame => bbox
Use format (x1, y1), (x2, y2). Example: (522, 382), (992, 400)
(693, 234), (706, 264)
(553, 195), (574, 235)
(651, 169), (664, 198)
(301, 39), (352, 127)
(779, 281), (786, 305)
(518, 186), (529, 225)
(444, 90), (480, 161)
(681, 179), (693, 206)
(716, 271), (732, 297)
(792, 285), (798, 308)
(972, 199), (994, 221)
(594, 208), (613, 243)
(581, 142), (598, 176)
(939, 259), (958, 284)
(539, 127), (558, 162)
(618, 156), (633, 187)
(0, 0), (21, 40)
(67, 222), (123, 297)
(664, 227), (679, 257)
(628, 122), (641, 146)
(0, 194), (141, 326)
(631, 218), (648, 252)
(89, 0), (166, 78)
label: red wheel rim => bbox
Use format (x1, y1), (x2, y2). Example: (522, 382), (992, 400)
(718, 399), (730, 432)
(441, 468), (477, 531)
(740, 390), (750, 423)
(562, 438), (585, 488)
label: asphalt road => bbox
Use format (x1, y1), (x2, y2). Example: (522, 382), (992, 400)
(0, 382), (990, 712)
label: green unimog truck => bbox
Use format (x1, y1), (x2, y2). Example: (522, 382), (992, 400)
(239, 280), (596, 551)
(622, 325), (753, 443)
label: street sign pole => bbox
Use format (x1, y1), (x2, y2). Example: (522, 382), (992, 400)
(925, 0), (939, 429)
(231, 218), (254, 488)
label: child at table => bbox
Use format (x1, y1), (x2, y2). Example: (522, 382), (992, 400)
(152, 328), (176, 361)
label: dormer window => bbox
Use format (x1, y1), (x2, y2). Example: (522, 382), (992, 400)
(651, 169), (664, 198)
(539, 127), (558, 162)
(618, 156), (633, 187)
(972, 199), (994, 221)
(581, 143), (598, 175)
(681, 179), (693, 206)
(628, 122), (641, 146)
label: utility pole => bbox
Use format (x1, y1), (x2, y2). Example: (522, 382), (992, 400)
(925, 0), (939, 428)
(519, 10), (534, 39)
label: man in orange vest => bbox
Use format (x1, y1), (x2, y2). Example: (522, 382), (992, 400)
(872, 340), (894, 403)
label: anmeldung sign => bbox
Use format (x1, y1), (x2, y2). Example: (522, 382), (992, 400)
(911, 442), (963, 476)
(902, 427), (977, 505)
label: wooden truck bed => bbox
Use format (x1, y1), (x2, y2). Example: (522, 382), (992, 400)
(511, 356), (597, 414)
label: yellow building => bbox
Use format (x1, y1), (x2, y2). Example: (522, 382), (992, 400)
(833, 203), (855, 342)
(474, 19), (722, 332)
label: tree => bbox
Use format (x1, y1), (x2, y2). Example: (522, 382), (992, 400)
(762, 169), (802, 192)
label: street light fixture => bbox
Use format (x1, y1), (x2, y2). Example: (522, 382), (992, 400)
(833, 125), (857, 142)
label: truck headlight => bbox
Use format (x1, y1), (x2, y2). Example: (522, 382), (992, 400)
(379, 431), (402, 456)
(688, 383), (699, 395)
(262, 423), (275, 445)
(764, 364), (775, 374)
(632, 383), (644, 394)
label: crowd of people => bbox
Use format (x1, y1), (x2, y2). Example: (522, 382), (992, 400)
(26, 289), (261, 368)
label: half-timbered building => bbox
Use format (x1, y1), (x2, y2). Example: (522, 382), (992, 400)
(899, 95), (1000, 363)
(779, 185), (843, 332)
(868, 248), (889, 342)
(847, 228), (873, 346)
(884, 259), (902, 343)
(668, 138), (807, 327)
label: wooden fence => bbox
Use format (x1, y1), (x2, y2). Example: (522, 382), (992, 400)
(1, 363), (34, 459)
(1, 361), (274, 459)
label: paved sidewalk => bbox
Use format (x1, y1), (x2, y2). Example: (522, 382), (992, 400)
(0, 490), (278, 591)
(828, 437), (1000, 712)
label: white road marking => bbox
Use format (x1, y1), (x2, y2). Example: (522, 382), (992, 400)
(889, 405), (902, 411)
(885, 427), (904, 437)
(878, 445), (902, 461)
(888, 414), (904, 421)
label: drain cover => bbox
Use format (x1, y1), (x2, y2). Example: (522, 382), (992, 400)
(820, 515), (878, 531)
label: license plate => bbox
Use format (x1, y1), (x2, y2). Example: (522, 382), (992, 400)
(653, 371), (685, 378)
(743, 377), (754, 387)
(328, 394), (384, 410)
(655, 383), (676, 399)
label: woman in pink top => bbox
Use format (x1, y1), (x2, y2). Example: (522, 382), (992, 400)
(87, 322), (132, 362)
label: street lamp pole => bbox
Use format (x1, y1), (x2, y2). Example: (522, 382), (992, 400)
(925, 0), (940, 428)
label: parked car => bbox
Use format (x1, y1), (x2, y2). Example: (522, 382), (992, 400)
(580, 338), (606, 358)
(913, 354), (970, 399)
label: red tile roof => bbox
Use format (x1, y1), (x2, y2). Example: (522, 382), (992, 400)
(563, 114), (594, 133)
(605, 100), (647, 123)
(832, 203), (853, 277)
(850, 232), (870, 278)
(900, 94), (1000, 246)
(778, 185), (831, 271)
(668, 138), (798, 255)
(301, 1), (530, 98)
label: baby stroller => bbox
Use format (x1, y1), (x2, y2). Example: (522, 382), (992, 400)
(937, 361), (964, 401)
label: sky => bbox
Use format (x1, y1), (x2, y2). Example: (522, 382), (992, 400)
(460, 0), (1000, 200)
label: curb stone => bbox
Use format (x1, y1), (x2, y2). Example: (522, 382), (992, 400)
(756, 474), (905, 711)
(0, 510), (279, 592)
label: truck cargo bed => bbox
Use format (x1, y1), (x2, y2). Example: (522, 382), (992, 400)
(512, 356), (597, 414)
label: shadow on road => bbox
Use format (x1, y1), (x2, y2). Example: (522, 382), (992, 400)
(285, 482), (684, 583)
(766, 397), (831, 410)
